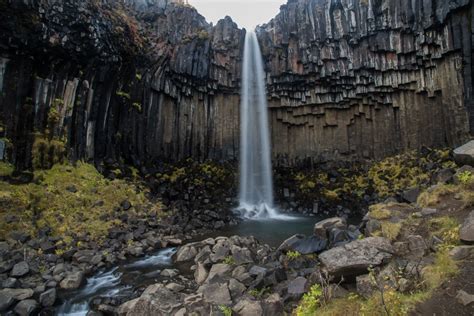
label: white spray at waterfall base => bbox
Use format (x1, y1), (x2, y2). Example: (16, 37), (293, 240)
(237, 30), (293, 220)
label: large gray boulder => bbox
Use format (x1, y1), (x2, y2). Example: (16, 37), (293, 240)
(59, 271), (85, 289)
(277, 234), (327, 255)
(10, 262), (29, 277)
(460, 211), (474, 243)
(118, 284), (181, 316)
(319, 237), (394, 276)
(314, 217), (347, 238)
(454, 141), (474, 166)
(0, 291), (14, 312)
(14, 299), (39, 316)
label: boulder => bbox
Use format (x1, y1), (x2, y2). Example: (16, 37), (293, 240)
(165, 283), (185, 292)
(449, 246), (474, 260)
(231, 245), (253, 264)
(454, 141), (474, 166)
(160, 269), (179, 278)
(11, 261), (29, 277)
(228, 278), (246, 298)
(198, 282), (232, 305)
(402, 188), (421, 203)
(39, 288), (56, 307)
(206, 264), (232, 283)
(0, 291), (14, 312)
(460, 211), (474, 243)
(407, 235), (428, 258)
(456, 290), (474, 306)
(233, 298), (263, 316)
(262, 293), (284, 315)
(194, 262), (209, 284)
(118, 284), (181, 316)
(319, 237), (394, 276)
(278, 234), (327, 255)
(176, 245), (198, 262)
(314, 217), (347, 238)
(0, 288), (34, 301)
(287, 277), (308, 298)
(356, 274), (376, 298)
(14, 299), (39, 316)
(59, 271), (84, 289)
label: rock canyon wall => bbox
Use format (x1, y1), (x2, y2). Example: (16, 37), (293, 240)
(0, 0), (472, 168)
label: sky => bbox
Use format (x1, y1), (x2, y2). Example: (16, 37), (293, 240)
(188, 0), (286, 29)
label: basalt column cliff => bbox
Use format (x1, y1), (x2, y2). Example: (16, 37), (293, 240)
(0, 0), (473, 169)
(258, 0), (473, 163)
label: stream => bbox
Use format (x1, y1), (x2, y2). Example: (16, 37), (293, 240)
(55, 216), (322, 315)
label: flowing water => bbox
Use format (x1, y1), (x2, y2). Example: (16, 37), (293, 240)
(56, 248), (176, 316)
(238, 30), (288, 220)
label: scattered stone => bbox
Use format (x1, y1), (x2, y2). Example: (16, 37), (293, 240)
(233, 298), (263, 316)
(314, 217), (346, 238)
(165, 283), (185, 292)
(176, 245), (198, 262)
(0, 289), (34, 301)
(59, 271), (84, 289)
(456, 290), (474, 306)
(198, 282), (232, 305)
(2, 277), (19, 288)
(356, 274), (376, 298)
(0, 292), (14, 312)
(11, 261), (29, 277)
(231, 245), (253, 264)
(263, 293), (284, 315)
(121, 200), (132, 210)
(160, 269), (179, 278)
(402, 188), (420, 203)
(194, 262), (209, 284)
(319, 237), (393, 276)
(39, 288), (56, 307)
(206, 264), (232, 282)
(278, 234), (327, 255)
(453, 141), (474, 166)
(435, 169), (454, 183)
(287, 276), (308, 298)
(407, 235), (428, 258)
(449, 246), (474, 260)
(66, 185), (78, 193)
(460, 211), (474, 243)
(421, 208), (437, 217)
(14, 299), (39, 316)
(228, 278), (246, 298)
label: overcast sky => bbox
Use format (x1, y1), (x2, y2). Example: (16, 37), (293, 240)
(188, 0), (286, 29)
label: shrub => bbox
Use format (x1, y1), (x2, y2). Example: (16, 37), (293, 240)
(296, 284), (323, 316)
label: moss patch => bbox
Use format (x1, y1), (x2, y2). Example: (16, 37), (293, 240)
(0, 162), (161, 245)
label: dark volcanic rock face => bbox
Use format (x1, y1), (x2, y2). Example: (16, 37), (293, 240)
(258, 0), (473, 164)
(0, 0), (473, 169)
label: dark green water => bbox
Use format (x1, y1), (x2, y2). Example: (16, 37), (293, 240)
(225, 216), (323, 247)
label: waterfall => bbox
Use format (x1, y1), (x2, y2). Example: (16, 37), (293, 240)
(237, 30), (287, 220)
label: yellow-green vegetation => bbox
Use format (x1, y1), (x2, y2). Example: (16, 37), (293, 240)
(457, 170), (473, 184)
(0, 162), (161, 246)
(367, 203), (406, 241)
(368, 204), (393, 220)
(116, 91), (131, 100)
(32, 134), (67, 169)
(249, 287), (270, 299)
(296, 215), (461, 316)
(222, 256), (236, 265)
(417, 185), (456, 207)
(0, 162), (13, 177)
(132, 102), (142, 112)
(219, 305), (232, 316)
(287, 250), (302, 260)
(296, 284), (323, 316)
(368, 152), (431, 198)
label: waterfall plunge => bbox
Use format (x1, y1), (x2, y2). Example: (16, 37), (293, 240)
(237, 31), (288, 220)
